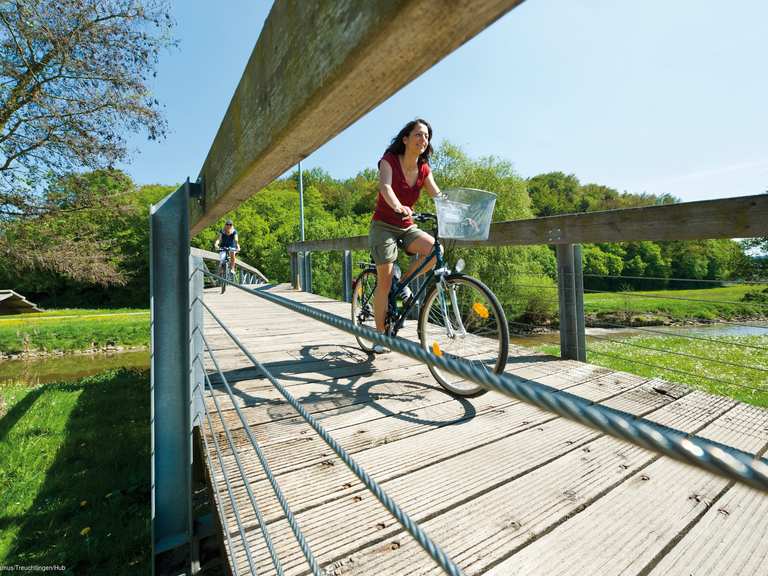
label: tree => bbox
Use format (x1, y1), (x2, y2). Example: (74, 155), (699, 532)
(0, 0), (173, 214)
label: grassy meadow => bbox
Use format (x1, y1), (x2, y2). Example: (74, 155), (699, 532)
(0, 310), (149, 355)
(583, 284), (768, 323)
(0, 369), (150, 574)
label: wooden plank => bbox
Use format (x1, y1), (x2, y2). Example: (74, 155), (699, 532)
(329, 391), (737, 575)
(202, 358), (608, 484)
(210, 369), (652, 535)
(643, 406), (768, 576)
(225, 375), (689, 574)
(486, 402), (768, 576)
(287, 194), (768, 252)
(190, 0), (526, 233)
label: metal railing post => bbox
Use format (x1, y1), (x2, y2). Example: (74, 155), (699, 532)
(297, 252), (305, 291)
(573, 244), (586, 360)
(342, 250), (353, 302)
(189, 255), (204, 429)
(150, 182), (192, 573)
(304, 251), (313, 293)
(290, 252), (299, 289)
(557, 244), (586, 361)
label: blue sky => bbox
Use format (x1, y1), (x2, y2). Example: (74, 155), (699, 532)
(120, 0), (768, 203)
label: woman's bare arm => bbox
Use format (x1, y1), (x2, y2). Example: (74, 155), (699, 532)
(424, 171), (442, 199)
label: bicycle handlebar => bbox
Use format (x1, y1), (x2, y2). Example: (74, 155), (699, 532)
(412, 212), (436, 223)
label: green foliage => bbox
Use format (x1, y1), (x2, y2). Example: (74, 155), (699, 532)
(584, 285), (768, 322)
(3, 142), (760, 319)
(742, 287), (768, 304)
(0, 170), (174, 307)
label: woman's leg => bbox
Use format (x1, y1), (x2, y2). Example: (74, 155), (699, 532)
(403, 234), (438, 279)
(374, 262), (394, 333)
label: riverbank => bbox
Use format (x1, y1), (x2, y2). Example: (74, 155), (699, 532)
(583, 284), (768, 325)
(0, 369), (151, 574)
(0, 309), (149, 357)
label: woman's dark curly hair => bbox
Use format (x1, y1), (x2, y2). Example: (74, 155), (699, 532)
(385, 119), (433, 165)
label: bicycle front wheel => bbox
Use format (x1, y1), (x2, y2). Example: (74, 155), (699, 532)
(351, 269), (378, 353)
(418, 274), (508, 397)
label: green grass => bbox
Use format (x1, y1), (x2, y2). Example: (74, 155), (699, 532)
(538, 334), (768, 407)
(0, 308), (149, 321)
(0, 369), (150, 574)
(583, 284), (768, 322)
(0, 313), (149, 355)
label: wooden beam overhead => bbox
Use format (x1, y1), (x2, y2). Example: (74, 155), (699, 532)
(191, 0), (525, 234)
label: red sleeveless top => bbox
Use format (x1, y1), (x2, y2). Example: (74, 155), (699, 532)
(372, 152), (431, 228)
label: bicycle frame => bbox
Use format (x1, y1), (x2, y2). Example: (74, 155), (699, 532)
(386, 235), (450, 336)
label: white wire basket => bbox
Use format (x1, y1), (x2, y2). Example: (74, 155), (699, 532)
(434, 188), (497, 241)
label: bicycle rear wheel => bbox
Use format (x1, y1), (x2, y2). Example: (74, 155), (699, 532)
(351, 269), (378, 353)
(418, 274), (508, 397)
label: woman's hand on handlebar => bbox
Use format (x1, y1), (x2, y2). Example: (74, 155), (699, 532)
(395, 204), (413, 219)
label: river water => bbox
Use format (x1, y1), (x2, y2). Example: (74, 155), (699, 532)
(0, 350), (150, 387)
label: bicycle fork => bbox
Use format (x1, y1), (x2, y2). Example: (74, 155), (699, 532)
(436, 278), (467, 339)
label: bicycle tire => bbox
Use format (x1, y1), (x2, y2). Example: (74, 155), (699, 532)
(219, 262), (227, 294)
(418, 274), (508, 397)
(351, 269), (378, 353)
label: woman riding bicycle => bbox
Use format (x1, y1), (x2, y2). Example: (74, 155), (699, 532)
(214, 219), (240, 273)
(369, 119), (443, 353)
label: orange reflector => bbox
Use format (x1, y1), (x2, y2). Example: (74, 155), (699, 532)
(357, 284), (363, 297)
(473, 302), (489, 319)
(432, 342), (443, 357)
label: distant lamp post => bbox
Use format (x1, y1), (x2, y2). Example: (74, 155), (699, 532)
(297, 161), (311, 291)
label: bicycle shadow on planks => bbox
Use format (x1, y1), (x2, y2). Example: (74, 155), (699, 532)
(209, 342), (477, 428)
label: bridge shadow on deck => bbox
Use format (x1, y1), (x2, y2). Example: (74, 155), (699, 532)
(208, 342), (477, 428)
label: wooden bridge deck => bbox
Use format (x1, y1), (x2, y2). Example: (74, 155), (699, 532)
(199, 283), (768, 576)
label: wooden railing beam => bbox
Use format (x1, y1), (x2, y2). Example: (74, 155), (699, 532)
(190, 0), (525, 234)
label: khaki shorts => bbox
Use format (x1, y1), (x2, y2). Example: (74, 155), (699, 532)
(368, 219), (430, 265)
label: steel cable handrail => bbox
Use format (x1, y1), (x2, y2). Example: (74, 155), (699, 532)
(197, 385), (255, 575)
(201, 269), (768, 493)
(199, 360), (285, 575)
(198, 328), (322, 576)
(199, 294), (467, 576)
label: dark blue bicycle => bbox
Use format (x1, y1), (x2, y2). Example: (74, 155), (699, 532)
(351, 212), (509, 397)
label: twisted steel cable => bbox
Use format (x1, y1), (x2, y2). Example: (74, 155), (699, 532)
(202, 270), (768, 493)
(199, 360), (285, 575)
(197, 385), (256, 575)
(200, 296), (467, 576)
(199, 329), (322, 576)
